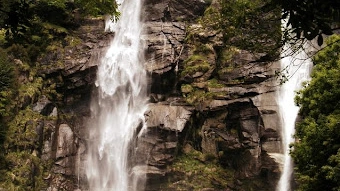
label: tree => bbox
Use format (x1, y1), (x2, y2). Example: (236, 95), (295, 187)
(292, 34), (340, 191)
(0, 0), (119, 45)
(0, 0), (33, 43)
(0, 48), (16, 149)
(74, 0), (119, 17)
(269, 0), (340, 45)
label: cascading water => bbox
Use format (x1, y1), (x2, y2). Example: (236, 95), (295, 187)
(85, 0), (148, 190)
(276, 39), (313, 190)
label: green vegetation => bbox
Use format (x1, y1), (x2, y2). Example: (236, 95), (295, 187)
(200, 0), (281, 57)
(207, 78), (225, 88)
(0, 0), (118, 46)
(168, 149), (234, 190)
(268, 0), (340, 45)
(180, 43), (216, 78)
(181, 0), (280, 106)
(291, 34), (340, 191)
(181, 55), (211, 77)
(0, 49), (16, 116)
(217, 46), (240, 77)
(181, 79), (226, 106)
(0, 107), (51, 191)
(0, 47), (18, 191)
(184, 89), (212, 106)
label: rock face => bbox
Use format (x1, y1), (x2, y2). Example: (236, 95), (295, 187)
(140, 0), (282, 189)
(38, 18), (112, 106)
(145, 104), (192, 132)
(31, 0), (284, 190)
(134, 104), (192, 179)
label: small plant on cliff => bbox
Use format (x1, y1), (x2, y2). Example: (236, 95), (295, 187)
(181, 55), (211, 77)
(168, 149), (234, 190)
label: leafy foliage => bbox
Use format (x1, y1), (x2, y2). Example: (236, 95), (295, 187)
(0, 49), (16, 92)
(0, 0), (118, 45)
(216, 0), (281, 57)
(0, 0), (33, 43)
(295, 35), (340, 119)
(74, 0), (119, 17)
(292, 35), (340, 191)
(0, 48), (16, 143)
(269, 0), (340, 45)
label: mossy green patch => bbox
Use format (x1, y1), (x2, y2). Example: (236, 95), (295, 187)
(168, 150), (234, 190)
(64, 36), (82, 47)
(217, 46), (242, 79)
(181, 54), (211, 77)
(184, 54), (208, 66)
(184, 89), (226, 106)
(194, 44), (215, 56)
(181, 84), (194, 94)
(0, 29), (6, 46)
(41, 22), (68, 36)
(185, 89), (210, 105)
(198, 6), (222, 31)
(182, 63), (211, 77)
(207, 78), (225, 88)
(182, 78), (227, 106)
(218, 46), (239, 66)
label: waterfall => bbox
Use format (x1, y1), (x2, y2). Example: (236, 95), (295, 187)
(276, 39), (313, 190)
(86, 0), (148, 190)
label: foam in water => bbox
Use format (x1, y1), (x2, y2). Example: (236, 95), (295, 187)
(276, 40), (313, 191)
(85, 0), (148, 190)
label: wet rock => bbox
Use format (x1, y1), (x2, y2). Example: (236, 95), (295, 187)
(56, 124), (76, 159)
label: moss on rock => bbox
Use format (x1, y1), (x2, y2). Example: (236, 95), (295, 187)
(166, 149), (234, 190)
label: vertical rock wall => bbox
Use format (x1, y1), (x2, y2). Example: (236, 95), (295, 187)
(24, 0), (284, 190)
(140, 0), (282, 190)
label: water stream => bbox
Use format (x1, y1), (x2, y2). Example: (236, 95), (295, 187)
(85, 0), (148, 190)
(276, 41), (313, 190)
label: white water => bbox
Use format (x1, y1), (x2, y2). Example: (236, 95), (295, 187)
(276, 41), (313, 190)
(86, 0), (148, 190)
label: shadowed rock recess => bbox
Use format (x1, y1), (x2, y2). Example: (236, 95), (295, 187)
(4, 0), (285, 190)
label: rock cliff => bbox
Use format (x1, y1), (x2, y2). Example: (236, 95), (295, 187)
(3, 0), (285, 190)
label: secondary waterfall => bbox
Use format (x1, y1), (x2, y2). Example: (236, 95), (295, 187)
(276, 40), (313, 190)
(85, 0), (148, 190)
